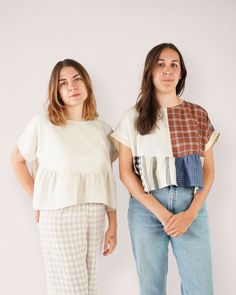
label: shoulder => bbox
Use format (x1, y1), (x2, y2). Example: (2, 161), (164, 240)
(184, 101), (209, 118)
(123, 105), (137, 117)
(22, 113), (46, 128)
(94, 118), (113, 134)
(119, 105), (137, 123)
(31, 113), (49, 124)
(24, 113), (56, 132)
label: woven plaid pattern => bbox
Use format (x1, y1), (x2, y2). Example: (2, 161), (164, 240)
(37, 203), (105, 295)
(167, 101), (215, 157)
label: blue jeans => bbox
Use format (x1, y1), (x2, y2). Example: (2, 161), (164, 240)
(128, 186), (213, 295)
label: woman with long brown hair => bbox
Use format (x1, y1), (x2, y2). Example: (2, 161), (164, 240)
(11, 59), (118, 295)
(112, 43), (219, 294)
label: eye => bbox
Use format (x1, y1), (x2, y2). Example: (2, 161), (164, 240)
(75, 76), (82, 81)
(59, 81), (67, 87)
(171, 63), (179, 68)
(157, 63), (165, 68)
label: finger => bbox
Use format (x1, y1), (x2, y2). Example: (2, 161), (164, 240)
(171, 232), (182, 238)
(35, 211), (39, 223)
(166, 229), (178, 236)
(103, 242), (111, 255)
(108, 240), (117, 254)
(165, 221), (178, 232)
(104, 241), (116, 256)
(34, 210), (40, 223)
(165, 215), (177, 228)
(103, 240), (108, 251)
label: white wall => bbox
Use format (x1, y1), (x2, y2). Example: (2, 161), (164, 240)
(1, 0), (235, 294)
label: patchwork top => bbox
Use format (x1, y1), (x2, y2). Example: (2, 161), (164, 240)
(17, 114), (118, 210)
(111, 100), (219, 192)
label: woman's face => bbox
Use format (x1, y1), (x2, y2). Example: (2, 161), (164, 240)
(152, 48), (182, 96)
(58, 66), (88, 107)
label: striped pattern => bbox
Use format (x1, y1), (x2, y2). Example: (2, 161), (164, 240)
(134, 156), (177, 192)
(134, 156), (150, 192)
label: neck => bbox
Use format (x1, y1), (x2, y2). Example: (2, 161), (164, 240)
(155, 91), (181, 108)
(65, 104), (84, 121)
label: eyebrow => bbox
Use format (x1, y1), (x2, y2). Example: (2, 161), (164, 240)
(157, 59), (180, 63)
(59, 73), (81, 82)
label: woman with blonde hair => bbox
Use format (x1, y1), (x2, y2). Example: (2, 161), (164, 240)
(12, 59), (118, 295)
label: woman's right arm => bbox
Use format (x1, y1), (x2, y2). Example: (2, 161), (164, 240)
(119, 143), (173, 225)
(11, 147), (34, 198)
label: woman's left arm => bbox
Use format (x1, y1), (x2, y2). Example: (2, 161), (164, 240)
(164, 148), (215, 237)
(103, 210), (117, 256)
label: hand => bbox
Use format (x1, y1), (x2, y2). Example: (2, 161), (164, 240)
(103, 227), (117, 256)
(34, 210), (40, 223)
(158, 209), (174, 226)
(164, 210), (195, 237)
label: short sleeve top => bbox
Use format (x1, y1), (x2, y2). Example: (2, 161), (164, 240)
(17, 114), (118, 210)
(111, 100), (219, 192)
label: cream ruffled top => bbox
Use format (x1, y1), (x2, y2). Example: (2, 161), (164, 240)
(17, 114), (118, 210)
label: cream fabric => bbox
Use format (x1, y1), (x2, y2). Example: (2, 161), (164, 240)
(17, 114), (118, 210)
(37, 203), (105, 295)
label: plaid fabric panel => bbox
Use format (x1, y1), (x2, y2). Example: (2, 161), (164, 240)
(175, 154), (203, 190)
(167, 101), (215, 157)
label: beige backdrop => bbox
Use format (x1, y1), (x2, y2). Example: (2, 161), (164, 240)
(1, 0), (235, 294)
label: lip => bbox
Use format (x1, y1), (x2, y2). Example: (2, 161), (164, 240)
(69, 93), (81, 98)
(162, 79), (174, 82)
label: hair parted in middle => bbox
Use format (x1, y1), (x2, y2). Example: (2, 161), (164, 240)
(136, 43), (187, 135)
(47, 59), (98, 126)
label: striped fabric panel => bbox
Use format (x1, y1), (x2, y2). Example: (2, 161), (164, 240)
(133, 156), (176, 192)
(165, 157), (171, 186)
(152, 157), (159, 188)
(134, 156), (151, 192)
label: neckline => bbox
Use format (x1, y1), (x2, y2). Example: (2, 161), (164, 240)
(161, 99), (185, 109)
(66, 119), (92, 124)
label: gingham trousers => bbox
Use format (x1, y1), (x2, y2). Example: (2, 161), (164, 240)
(37, 203), (106, 295)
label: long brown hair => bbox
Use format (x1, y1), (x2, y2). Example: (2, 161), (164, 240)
(47, 59), (98, 125)
(136, 43), (187, 135)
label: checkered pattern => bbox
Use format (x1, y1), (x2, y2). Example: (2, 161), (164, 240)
(37, 203), (105, 295)
(167, 101), (215, 157)
(175, 154), (203, 190)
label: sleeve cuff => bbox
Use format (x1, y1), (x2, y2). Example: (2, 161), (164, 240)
(16, 143), (36, 162)
(110, 132), (130, 148)
(205, 130), (220, 151)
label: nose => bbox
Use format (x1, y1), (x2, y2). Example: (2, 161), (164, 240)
(164, 69), (172, 75)
(69, 81), (78, 91)
(69, 86), (78, 91)
(163, 65), (172, 76)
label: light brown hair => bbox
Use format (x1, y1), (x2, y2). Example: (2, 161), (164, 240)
(47, 59), (98, 125)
